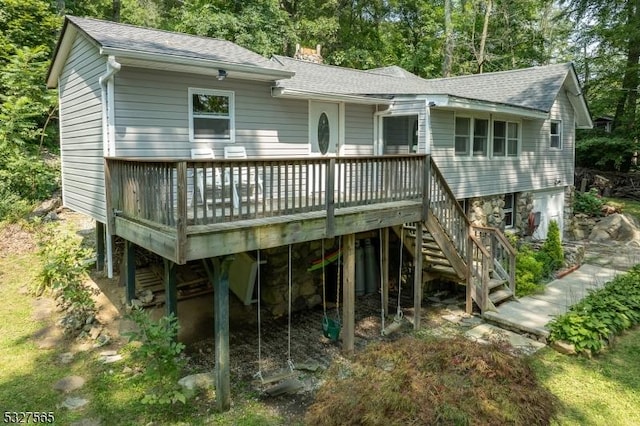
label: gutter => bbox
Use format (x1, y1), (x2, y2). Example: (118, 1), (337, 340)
(98, 55), (121, 279)
(272, 87), (393, 105)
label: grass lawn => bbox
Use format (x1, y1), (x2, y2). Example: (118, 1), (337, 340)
(2, 216), (640, 425)
(531, 328), (640, 425)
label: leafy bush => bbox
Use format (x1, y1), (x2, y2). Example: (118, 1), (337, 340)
(515, 244), (544, 297)
(548, 265), (640, 354)
(540, 220), (564, 272)
(575, 136), (637, 172)
(125, 308), (187, 405)
(37, 224), (93, 301)
(574, 188), (605, 217)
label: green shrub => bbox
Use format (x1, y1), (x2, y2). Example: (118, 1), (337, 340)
(576, 136), (637, 171)
(515, 245), (545, 297)
(37, 224), (94, 305)
(541, 220), (564, 272)
(548, 265), (640, 354)
(124, 308), (187, 405)
(574, 188), (605, 217)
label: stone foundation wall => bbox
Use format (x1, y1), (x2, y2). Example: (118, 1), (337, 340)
(468, 192), (534, 236)
(259, 239), (337, 318)
(563, 185), (575, 240)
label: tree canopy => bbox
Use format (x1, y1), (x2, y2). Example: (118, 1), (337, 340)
(0, 0), (637, 212)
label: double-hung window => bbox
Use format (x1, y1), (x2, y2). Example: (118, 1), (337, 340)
(189, 88), (235, 142)
(550, 120), (562, 149)
(504, 193), (515, 228)
(455, 117), (471, 155)
(493, 120), (519, 157)
(456, 115), (520, 157)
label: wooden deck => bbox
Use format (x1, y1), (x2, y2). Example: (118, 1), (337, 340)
(106, 155), (429, 263)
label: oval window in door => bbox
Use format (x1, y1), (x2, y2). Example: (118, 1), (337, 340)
(318, 112), (330, 155)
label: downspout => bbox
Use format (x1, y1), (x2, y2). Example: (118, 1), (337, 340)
(99, 56), (121, 279)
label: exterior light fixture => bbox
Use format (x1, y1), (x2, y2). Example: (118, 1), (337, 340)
(217, 69), (227, 81)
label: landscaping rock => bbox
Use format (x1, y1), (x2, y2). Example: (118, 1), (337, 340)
(59, 352), (75, 364)
(264, 378), (304, 396)
(53, 376), (85, 393)
(178, 372), (215, 393)
(551, 340), (576, 355)
(59, 396), (89, 410)
(589, 213), (640, 243)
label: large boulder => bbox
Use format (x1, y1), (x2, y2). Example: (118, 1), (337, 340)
(589, 213), (640, 244)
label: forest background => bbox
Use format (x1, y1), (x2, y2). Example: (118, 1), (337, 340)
(0, 0), (638, 220)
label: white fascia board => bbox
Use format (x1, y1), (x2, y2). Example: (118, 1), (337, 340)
(100, 47), (295, 81)
(272, 87), (392, 105)
(422, 94), (548, 119)
(46, 26), (78, 88)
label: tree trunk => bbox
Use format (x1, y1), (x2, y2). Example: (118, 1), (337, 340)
(113, 0), (121, 22)
(442, 0), (454, 77)
(477, 0), (492, 74)
(613, 0), (640, 132)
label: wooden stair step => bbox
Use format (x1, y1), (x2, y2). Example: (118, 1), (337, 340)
(488, 278), (507, 290)
(489, 289), (513, 304)
(424, 257), (453, 268)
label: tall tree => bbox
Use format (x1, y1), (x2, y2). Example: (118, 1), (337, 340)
(565, 0), (640, 133)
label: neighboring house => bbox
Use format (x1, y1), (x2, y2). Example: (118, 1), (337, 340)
(47, 16), (591, 410)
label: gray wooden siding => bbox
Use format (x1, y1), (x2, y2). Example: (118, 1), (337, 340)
(343, 104), (374, 155)
(429, 89), (576, 199)
(58, 34), (106, 222)
(113, 68), (310, 158)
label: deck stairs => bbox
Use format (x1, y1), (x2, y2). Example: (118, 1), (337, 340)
(398, 158), (517, 314)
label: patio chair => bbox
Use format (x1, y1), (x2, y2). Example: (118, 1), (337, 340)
(190, 148), (237, 208)
(223, 146), (263, 203)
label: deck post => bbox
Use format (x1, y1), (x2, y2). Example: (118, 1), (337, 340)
(413, 222), (423, 329)
(124, 240), (136, 304)
(381, 227), (389, 317)
(326, 158), (336, 238)
(96, 221), (105, 272)
(213, 255), (234, 412)
(342, 233), (355, 354)
(163, 258), (177, 318)
(466, 229), (473, 314)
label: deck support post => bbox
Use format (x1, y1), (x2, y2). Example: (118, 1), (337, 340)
(342, 234), (355, 354)
(212, 256), (234, 412)
(124, 240), (136, 304)
(466, 229), (473, 315)
(163, 259), (177, 318)
(96, 221), (105, 272)
(381, 227), (389, 316)
(413, 222), (423, 329)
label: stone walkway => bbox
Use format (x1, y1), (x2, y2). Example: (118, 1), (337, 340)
(483, 241), (640, 340)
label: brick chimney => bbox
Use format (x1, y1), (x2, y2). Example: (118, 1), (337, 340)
(294, 43), (323, 64)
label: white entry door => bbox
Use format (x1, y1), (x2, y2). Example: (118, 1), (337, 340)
(309, 101), (339, 155)
(532, 189), (564, 240)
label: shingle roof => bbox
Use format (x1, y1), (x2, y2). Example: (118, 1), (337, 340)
(66, 16), (287, 72)
(273, 55), (574, 113)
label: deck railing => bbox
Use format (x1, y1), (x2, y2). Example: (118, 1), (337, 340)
(105, 155), (427, 229)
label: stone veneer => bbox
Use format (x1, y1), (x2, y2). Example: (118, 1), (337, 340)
(468, 192), (533, 235)
(259, 238), (338, 318)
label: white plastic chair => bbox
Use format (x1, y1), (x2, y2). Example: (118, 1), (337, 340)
(190, 148), (234, 208)
(223, 146), (263, 204)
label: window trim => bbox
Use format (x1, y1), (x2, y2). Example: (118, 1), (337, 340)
(188, 87), (235, 143)
(503, 193), (515, 229)
(454, 114), (521, 159)
(550, 119), (562, 150)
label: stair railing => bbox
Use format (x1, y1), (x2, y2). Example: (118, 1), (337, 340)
(472, 226), (516, 296)
(427, 157), (516, 312)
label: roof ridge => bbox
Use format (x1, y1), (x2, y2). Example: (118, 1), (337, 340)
(67, 15), (241, 49)
(272, 55), (410, 81)
(426, 63), (572, 83)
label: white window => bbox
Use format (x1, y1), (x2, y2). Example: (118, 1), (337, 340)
(493, 120), (519, 157)
(504, 193), (515, 228)
(457, 116), (520, 158)
(455, 116), (471, 155)
(473, 118), (489, 156)
(188, 88), (235, 143)
(550, 120), (562, 149)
